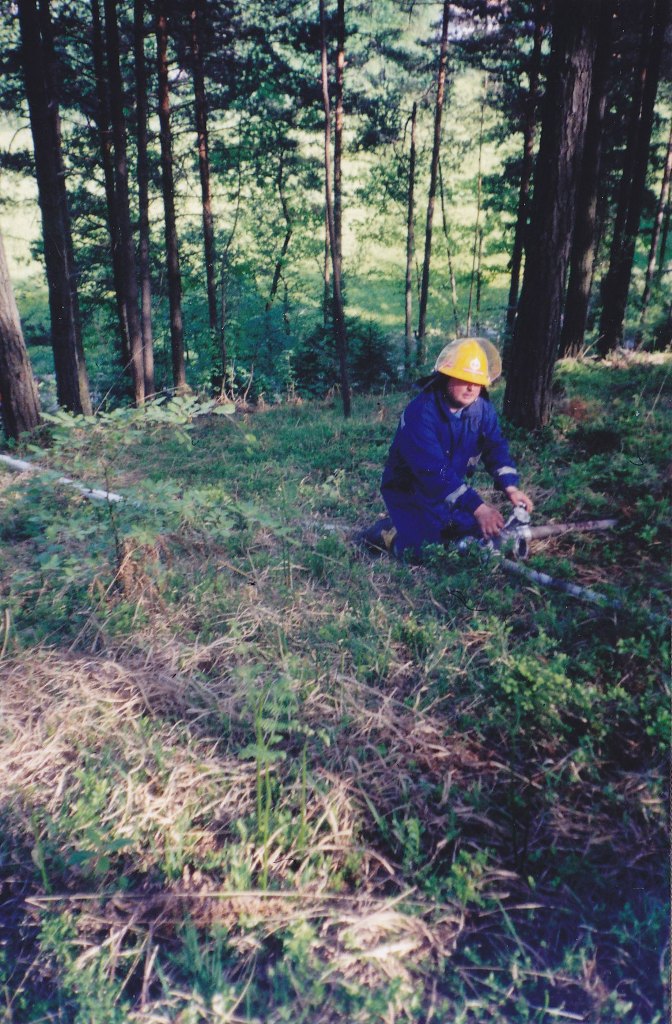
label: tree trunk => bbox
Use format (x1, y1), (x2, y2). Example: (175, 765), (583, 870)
(466, 78), (486, 336)
(503, 0), (601, 429)
(404, 101), (417, 377)
(91, 0), (130, 369)
(597, 0), (669, 356)
(0, 231), (41, 438)
(636, 117), (672, 342)
(320, 0), (350, 418)
(134, 0), (155, 397)
(438, 160), (460, 336)
(333, 0), (346, 280)
(156, 0), (187, 392)
(504, 0), (545, 341)
(105, 0), (144, 405)
(189, 0), (218, 337)
(17, 0), (91, 415)
(559, 0), (615, 358)
(416, 0), (450, 367)
(266, 150), (292, 310)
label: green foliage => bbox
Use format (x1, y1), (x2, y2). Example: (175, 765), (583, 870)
(0, 357), (669, 1023)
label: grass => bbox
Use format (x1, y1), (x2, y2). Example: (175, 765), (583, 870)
(0, 353), (669, 1023)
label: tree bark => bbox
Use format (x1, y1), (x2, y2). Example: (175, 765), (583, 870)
(503, 0), (601, 429)
(0, 231), (41, 438)
(320, 0), (350, 418)
(17, 0), (91, 415)
(189, 0), (218, 337)
(404, 101), (417, 377)
(597, 0), (670, 356)
(559, 0), (615, 358)
(104, 0), (144, 405)
(333, 0), (345, 280)
(156, 0), (187, 392)
(636, 117), (672, 342)
(134, 0), (155, 397)
(266, 150), (292, 310)
(416, 0), (450, 366)
(466, 78), (486, 336)
(504, 0), (545, 341)
(91, 0), (130, 369)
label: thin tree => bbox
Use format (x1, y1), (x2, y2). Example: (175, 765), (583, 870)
(438, 160), (460, 336)
(156, 0), (187, 392)
(17, 0), (91, 415)
(597, 0), (669, 356)
(266, 149), (292, 310)
(637, 117), (672, 343)
(504, 0), (602, 429)
(504, 0), (546, 340)
(0, 230), (41, 438)
(91, 0), (130, 369)
(416, 0), (450, 366)
(105, 0), (144, 405)
(466, 77), (487, 336)
(559, 0), (615, 358)
(189, 0), (218, 338)
(333, 0), (345, 279)
(404, 101), (417, 377)
(320, 0), (350, 418)
(134, 0), (155, 396)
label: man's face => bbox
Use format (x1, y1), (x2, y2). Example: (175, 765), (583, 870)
(445, 376), (482, 410)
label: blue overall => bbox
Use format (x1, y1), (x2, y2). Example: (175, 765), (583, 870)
(381, 382), (519, 556)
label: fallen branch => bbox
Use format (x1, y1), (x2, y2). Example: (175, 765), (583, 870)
(0, 453), (123, 503)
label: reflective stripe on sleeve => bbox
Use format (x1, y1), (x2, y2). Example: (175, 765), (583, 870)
(445, 483), (468, 506)
(495, 466), (517, 477)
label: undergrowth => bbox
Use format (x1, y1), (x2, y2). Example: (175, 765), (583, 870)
(0, 355), (669, 1023)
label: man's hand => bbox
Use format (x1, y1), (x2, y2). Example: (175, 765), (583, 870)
(505, 486), (534, 512)
(474, 502), (505, 539)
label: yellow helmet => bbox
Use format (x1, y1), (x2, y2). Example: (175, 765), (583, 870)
(433, 337), (502, 387)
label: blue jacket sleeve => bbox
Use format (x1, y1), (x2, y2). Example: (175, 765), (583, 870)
(479, 405), (519, 492)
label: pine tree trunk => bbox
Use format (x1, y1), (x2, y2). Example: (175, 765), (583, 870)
(105, 0), (144, 405)
(503, 0), (601, 429)
(438, 160), (459, 336)
(466, 79), (486, 336)
(334, 0), (345, 278)
(190, 0), (218, 337)
(91, 0), (130, 369)
(637, 117), (672, 342)
(0, 231), (41, 438)
(416, 0), (450, 367)
(17, 0), (91, 415)
(267, 151), (292, 310)
(559, 0), (614, 358)
(404, 101), (417, 377)
(156, 1), (187, 392)
(320, 0), (350, 418)
(134, 0), (155, 397)
(504, 0), (545, 341)
(597, 0), (669, 356)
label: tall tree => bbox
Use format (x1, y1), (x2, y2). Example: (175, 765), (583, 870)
(597, 0), (670, 355)
(134, 0), (155, 396)
(16, 0), (91, 415)
(320, 0), (350, 417)
(504, 0), (602, 429)
(416, 0), (449, 367)
(156, 0), (187, 392)
(504, 0), (545, 340)
(104, 0), (145, 405)
(404, 100), (417, 377)
(91, 0), (130, 370)
(189, 0), (218, 338)
(0, 230), (41, 438)
(333, 0), (345, 279)
(637, 117), (672, 343)
(559, 0), (615, 358)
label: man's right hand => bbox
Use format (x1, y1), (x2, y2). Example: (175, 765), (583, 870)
(473, 502), (505, 540)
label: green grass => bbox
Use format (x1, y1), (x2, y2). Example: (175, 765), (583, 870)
(0, 355), (669, 1023)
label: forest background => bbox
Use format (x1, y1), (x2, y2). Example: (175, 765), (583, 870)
(0, 1), (670, 1022)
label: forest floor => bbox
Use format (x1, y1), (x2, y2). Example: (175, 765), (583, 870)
(0, 353), (669, 1024)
